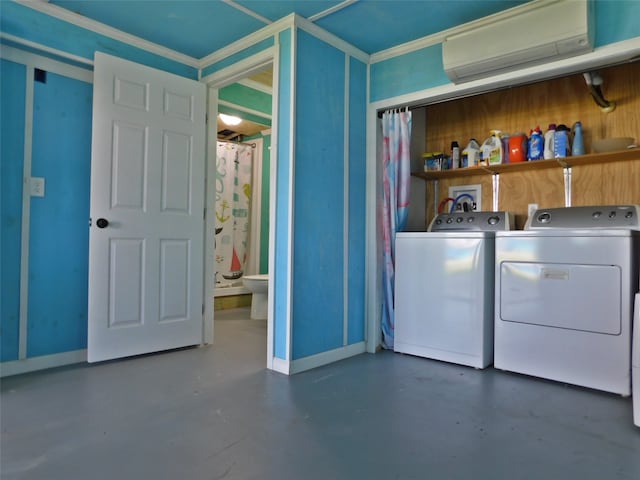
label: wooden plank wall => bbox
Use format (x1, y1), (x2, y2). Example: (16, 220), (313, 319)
(423, 62), (640, 228)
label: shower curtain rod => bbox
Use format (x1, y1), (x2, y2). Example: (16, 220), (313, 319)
(217, 139), (257, 148)
(376, 105), (417, 119)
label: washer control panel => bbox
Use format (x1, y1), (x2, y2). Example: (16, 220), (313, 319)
(428, 211), (514, 232)
(526, 205), (640, 230)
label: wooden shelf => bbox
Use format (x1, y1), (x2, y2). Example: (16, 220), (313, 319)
(413, 148), (640, 180)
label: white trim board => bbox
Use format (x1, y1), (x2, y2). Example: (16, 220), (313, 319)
(0, 44), (93, 83)
(0, 350), (87, 378)
(1, 33), (95, 68)
(289, 342), (366, 375)
(265, 38), (281, 371)
(218, 99), (272, 121)
(342, 52), (350, 347)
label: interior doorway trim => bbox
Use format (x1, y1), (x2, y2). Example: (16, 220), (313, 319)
(202, 47), (278, 370)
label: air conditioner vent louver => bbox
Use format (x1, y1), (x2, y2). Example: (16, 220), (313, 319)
(443, 0), (594, 84)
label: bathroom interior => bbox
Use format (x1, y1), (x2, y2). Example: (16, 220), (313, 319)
(213, 67), (273, 319)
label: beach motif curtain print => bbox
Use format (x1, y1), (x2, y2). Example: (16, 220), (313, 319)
(215, 142), (253, 285)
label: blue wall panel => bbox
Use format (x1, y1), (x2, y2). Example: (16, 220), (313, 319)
(0, 59), (26, 362)
(292, 30), (345, 359)
(1, 2), (197, 78)
(369, 44), (448, 102)
(594, 0), (640, 47)
(273, 29), (292, 360)
(347, 57), (367, 345)
(27, 72), (92, 357)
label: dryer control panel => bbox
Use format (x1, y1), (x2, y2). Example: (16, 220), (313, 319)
(526, 205), (640, 230)
(428, 211), (514, 232)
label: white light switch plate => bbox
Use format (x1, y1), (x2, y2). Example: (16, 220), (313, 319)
(30, 177), (45, 197)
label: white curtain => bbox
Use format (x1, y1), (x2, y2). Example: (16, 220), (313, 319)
(215, 142), (253, 286)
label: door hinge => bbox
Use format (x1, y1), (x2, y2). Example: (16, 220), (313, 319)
(202, 304), (205, 315)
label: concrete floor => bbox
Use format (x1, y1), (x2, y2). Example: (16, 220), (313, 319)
(1, 307), (639, 480)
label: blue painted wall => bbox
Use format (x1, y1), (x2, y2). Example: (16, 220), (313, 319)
(292, 30), (346, 359)
(347, 56), (367, 345)
(0, 59), (26, 362)
(594, 0), (640, 47)
(370, 44), (447, 102)
(28, 72), (92, 357)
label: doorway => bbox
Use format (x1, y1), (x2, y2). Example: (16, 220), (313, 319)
(202, 49), (278, 369)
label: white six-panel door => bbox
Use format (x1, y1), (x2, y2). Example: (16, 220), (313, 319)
(88, 52), (206, 362)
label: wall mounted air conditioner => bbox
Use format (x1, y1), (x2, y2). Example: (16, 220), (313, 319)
(443, 0), (594, 84)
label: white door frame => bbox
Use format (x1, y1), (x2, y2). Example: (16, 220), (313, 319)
(200, 47), (278, 369)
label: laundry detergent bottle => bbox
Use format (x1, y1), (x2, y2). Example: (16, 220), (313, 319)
(544, 123), (556, 160)
(481, 130), (503, 165)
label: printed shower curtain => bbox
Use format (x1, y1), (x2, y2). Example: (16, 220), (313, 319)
(381, 109), (412, 349)
(215, 142), (253, 286)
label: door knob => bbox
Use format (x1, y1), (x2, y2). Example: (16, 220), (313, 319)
(96, 218), (109, 228)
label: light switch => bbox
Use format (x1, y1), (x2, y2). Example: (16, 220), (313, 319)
(30, 177), (45, 197)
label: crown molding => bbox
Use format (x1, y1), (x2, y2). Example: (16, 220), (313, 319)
(198, 14), (294, 69)
(15, 0), (199, 67)
(294, 13), (369, 64)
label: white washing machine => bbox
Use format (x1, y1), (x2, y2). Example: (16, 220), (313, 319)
(394, 211), (513, 368)
(495, 205), (640, 396)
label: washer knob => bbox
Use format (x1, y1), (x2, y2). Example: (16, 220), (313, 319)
(537, 212), (551, 223)
(456, 217), (463, 223)
(592, 211), (602, 219)
(488, 216), (500, 225)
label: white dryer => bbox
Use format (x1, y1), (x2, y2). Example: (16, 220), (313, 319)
(633, 292), (640, 426)
(495, 205), (640, 396)
(395, 211), (513, 368)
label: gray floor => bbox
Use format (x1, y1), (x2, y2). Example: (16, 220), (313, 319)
(1, 307), (639, 480)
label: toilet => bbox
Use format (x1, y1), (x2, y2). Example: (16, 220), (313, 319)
(242, 274), (269, 320)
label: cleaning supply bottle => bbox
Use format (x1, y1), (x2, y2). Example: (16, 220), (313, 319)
(451, 141), (460, 169)
(462, 138), (480, 167)
(528, 126), (544, 161)
(554, 124), (571, 158)
(501, 133), (510, 163)
(544, 123), (556, 159)
(509, 133), (528, 163)
(572, 121), (584, 156)
(481, 130), (503, 165)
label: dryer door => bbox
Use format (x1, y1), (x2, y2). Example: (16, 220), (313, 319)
(498, 262), (621, 335)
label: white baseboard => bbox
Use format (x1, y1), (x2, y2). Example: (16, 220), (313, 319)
(270, 356), (290, 375)
(290, 342), (366, 375)
(0, 350), (87, 377)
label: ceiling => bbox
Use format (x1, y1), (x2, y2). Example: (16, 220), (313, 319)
(47, 0), (530, 59)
